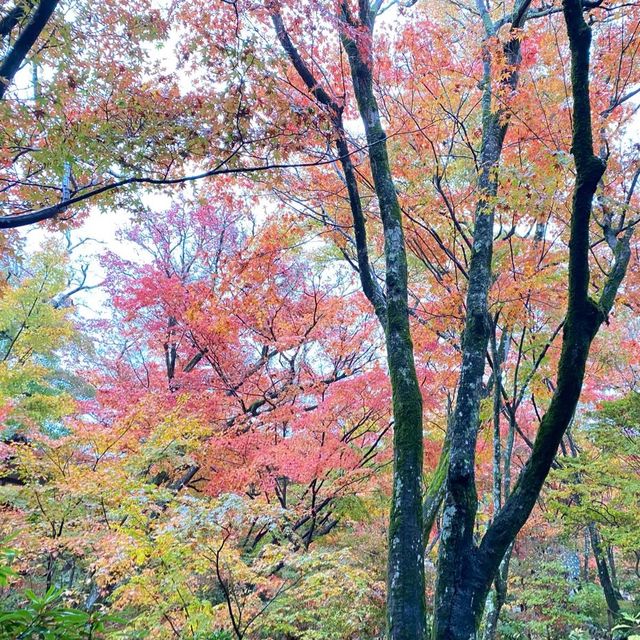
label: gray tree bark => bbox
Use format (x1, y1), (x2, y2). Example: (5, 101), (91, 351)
(272, 5), (426, 638)
(340, 4), (426, 636)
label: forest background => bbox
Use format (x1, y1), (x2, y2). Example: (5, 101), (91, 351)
(0, 0), (639, 639)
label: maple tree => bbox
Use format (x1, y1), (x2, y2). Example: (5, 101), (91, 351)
(0, 200), (391, 638)
(208, 0), (638, 637)
(0, 0), (640, 639)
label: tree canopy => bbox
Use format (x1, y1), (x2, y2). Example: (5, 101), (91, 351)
(0, 0), (640, 639)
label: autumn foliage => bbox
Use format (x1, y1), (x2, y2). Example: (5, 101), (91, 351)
(0, 0), (639, 638)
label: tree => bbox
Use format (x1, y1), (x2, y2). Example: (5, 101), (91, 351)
(0, 245), (80, 434)
(433, 0), (634, 635)
(269, 4), (430, 635)
(1, 199), (396, 639)
(549, 393), (640, 625)
(1, 0), (640, 638)
(0, 0), (60, 100)
(0, 0), (326, 229)
(229, 0), (638, 636)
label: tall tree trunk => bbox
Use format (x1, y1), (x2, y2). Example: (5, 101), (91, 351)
(433, 3), (530, 636)
(432, 0), (632, 635)
(582, 528), (590, 582)
(423, 435), (449, 540)
(482, 324), (510, 640)
(341, 6), (425, 636)
(606, 545), (622, 598)
(271, 6), (426, 638)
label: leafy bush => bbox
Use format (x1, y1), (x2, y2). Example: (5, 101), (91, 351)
(0, 541), (114, 639)
(613, 610), (640, 640)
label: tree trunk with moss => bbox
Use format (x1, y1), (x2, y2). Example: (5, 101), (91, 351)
(272, 5), (426, 638)
(588, 523), (621, 624)
(432, 4), (527, 636)
(482, 325), (511, 640)
(431, 0), (631, 636)
(341, 5), (426, 638)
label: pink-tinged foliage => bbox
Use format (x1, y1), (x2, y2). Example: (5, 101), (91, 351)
(89, 194), (389, 512)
